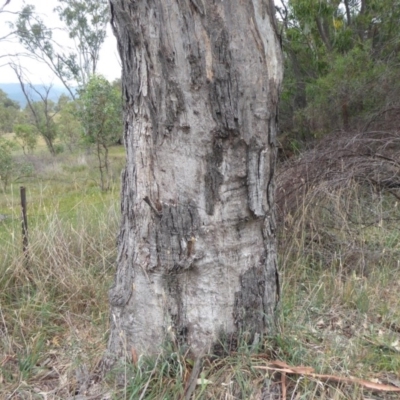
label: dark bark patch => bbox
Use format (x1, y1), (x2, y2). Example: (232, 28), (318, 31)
(180, 5), (205, 89)
(212, 128), (229, 139)
(122, 35), (140, 107)
(165, 80), (186, 131)
(157, 46), (186, 132)
(204, 139), (224, 215)
(147, 96), (160, 139)
(208, 27), (239, 136)
(233, 265), (266, 336)
(188, 54), (204, 89)
(154, 200), (200, 272)
(190, 0), (205, 15)
(109, 239), (134, 307)
(164, 273), (191, 349)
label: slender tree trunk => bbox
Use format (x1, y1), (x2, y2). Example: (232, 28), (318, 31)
(105, 0), (282, 364)
(43, 134), (56, 156)
(96, 140), (105, 191)
(344, 0), (351, 26)
(103, 143), (109, 190)
(315, 17), (332, 52)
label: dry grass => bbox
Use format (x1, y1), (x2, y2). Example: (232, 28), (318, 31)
(274, 129), (400, 398)
(1, 132), (400, 399)
(0, 148), (122, 399)
(276, 129), (400, 222)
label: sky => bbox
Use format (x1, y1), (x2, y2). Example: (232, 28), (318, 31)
(0, 0), (121, 85)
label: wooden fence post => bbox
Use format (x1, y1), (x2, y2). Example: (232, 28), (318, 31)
(20, 186), (28, 260)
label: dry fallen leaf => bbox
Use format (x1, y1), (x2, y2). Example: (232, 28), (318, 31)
(196, 378), (213, 385)
(391, 339), (400, 352)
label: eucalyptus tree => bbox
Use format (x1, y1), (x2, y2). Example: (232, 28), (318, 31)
(54, 0), (108, 86)
(56, 94), (82, 152)
(14, 0), (109, 97)
(78, 75), (122, 190)
(103, 0), (282, 367)
(12, 64), (59, 155)
(13, 123), (37, 154)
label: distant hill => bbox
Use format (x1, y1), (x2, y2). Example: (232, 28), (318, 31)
(0, 83), (72, 108)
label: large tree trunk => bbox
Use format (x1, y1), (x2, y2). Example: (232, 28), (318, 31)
(106, 0), (282, 362)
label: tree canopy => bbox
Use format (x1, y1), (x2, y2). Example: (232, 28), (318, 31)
(13, 0), (109, 97)
(0, 89), (19, 133)
(278, 0), (400, 145)
(78, 75), (122, 190)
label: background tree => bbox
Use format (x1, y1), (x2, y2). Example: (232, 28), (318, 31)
(103, 0), (282, 367)
(12, 64), (59, 155)
(0, 89), (19, 133)
(277, 0), (400, 143)
(78, 75), (122, 190)
(0, 136), (15, 191)
(55, 0), (108, 86)
(56, 94), (82, 152)
(13, 123), (37, 154)
(13, 0), (109, 97)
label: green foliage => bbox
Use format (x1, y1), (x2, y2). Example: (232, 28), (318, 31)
(305, 47), (383, 133)
(56, 95), (83, 152)
(0, 135), (34, 189)
(14, 123), (38, 154)
(278, 0), (400, 141)
(78, 75), (122, 190)
(55, 0), (109, 84)
(0, 89), (20, 134)
(0, 137), (16, 190)
(25, 99), (59, 155)
(79, 76), (122, 145)
(17, 337), (44, 381)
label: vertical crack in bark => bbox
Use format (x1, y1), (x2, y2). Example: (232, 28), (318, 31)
(109, 235), (134, 307)
(180, 1), (205, 90)
(165, 273), (188, 346)
(247, 138), (268, 217)
(266, 118), (277, 212)
(204, 139), (224, 215)
(262, 212), (279, 323)
(109, 162), (135, 309)
(189, 0), (205, 16)
(158, 45), (186, 133)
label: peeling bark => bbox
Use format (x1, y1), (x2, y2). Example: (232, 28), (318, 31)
(105, 0), (282, 365)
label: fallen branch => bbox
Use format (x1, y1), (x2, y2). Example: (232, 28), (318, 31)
(255, 360), (400, 392)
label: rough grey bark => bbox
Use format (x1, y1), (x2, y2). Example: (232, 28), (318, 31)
(105, 0), (282, 363)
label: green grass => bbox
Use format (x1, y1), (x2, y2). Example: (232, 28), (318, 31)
(0, 145), (123, 398)
(1, 145), (400, 399)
